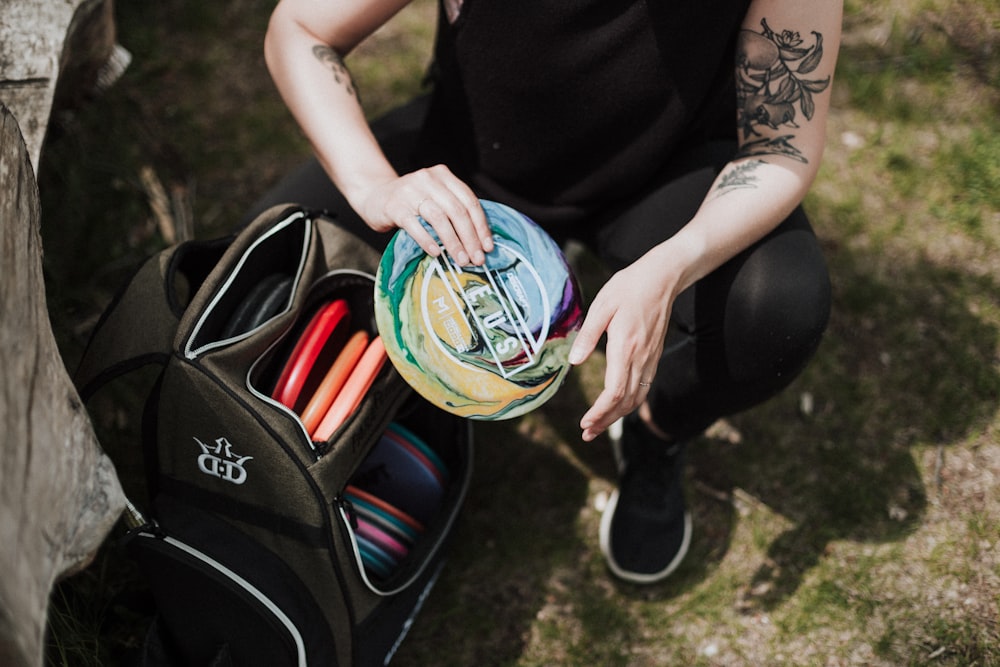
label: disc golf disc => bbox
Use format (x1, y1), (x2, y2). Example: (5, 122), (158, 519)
(347, 495), (419, 545)
(350, 432), (444, 524)
(272, 299), (350, 412)
(374, 200), (583, 420)
(356, 518), (409, 561)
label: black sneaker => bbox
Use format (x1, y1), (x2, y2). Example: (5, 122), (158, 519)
(600, 413), (692, 584)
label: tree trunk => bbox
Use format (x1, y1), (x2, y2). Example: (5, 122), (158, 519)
(0, 0), (127, 662)
(0, 0), (120, 172)
(0, 100), (125, 667)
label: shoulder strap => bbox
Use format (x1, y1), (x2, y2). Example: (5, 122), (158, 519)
(74, 234), (232, 401)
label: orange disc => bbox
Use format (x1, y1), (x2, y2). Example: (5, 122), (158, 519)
(312, 336), (387, 441)
(300, 329), (370, 434)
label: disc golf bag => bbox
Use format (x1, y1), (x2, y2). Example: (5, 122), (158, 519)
(74, 204), (473, 666)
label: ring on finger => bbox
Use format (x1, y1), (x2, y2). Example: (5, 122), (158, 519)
(415, 197), (430, 217)
(638, 381), (652, 388)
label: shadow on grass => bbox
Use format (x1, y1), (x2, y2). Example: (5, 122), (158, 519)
(686, 238), (997, 611)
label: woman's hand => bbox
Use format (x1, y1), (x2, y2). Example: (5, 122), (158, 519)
(265, 0), (493, 266)
(569, 250), (682, 442)
(357, 165), (494, 266)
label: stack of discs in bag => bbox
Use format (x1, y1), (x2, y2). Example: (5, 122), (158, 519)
(265, 298), (387, 440)
(345, 422), (448, 580)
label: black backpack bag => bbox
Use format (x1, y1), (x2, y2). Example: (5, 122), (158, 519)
(74, 204), (472, 666)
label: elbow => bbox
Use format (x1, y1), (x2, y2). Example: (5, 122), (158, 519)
(263, 11), (283, 77)
(263, 2), (303, 78)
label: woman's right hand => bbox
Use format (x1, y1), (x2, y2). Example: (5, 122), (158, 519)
(357, 165), (494, 266)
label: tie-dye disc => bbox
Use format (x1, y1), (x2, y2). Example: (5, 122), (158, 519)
(375, 200), (583, 420)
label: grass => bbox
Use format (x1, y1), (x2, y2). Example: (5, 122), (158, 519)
(36, 0), (1000, 665)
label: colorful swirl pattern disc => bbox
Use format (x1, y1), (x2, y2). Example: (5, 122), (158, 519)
(375, 200), (583, 420)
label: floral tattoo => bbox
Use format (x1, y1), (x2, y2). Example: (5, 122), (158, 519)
(735, 19), (831, 163)
(312, 44), (357, 99)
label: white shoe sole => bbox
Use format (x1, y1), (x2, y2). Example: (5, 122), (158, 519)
(599, 490), (693, 584)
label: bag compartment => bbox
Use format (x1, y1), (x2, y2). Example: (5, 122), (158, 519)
(333, 397), (472, 596)
(165, 236), (233, 318)
(246, 269), (394, 452)
(184, 208), (312, 358)
(127, 495), (340, 667)
(249, 269), (378, 401)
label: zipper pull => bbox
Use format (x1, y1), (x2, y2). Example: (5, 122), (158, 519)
(336, 494), (359, 531)
(119, 498), (167, 539)
(314, 438), (332, 458)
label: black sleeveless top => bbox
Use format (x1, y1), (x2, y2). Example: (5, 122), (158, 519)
(417, 0), (751, 226)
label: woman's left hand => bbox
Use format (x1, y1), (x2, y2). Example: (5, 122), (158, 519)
(569, 252), (679, 442)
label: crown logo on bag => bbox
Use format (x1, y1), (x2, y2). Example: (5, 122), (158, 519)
(194, 437), (253, 485)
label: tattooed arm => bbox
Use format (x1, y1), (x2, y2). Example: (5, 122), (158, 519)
(574, 0), (842, 440)
(690, 0), (843, 270)
(264, 0), (491, 264)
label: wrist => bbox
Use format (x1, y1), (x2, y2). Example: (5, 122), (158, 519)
(649, 230), (708, 295)
(320, 157), (396, 224)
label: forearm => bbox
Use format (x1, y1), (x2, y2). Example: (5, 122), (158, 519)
(263, 1), (401, 214)
(264, 0), (493, 262)
(651, 157), (816, 295)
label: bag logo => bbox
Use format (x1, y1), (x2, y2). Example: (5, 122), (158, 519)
(194, 437), (253, 485)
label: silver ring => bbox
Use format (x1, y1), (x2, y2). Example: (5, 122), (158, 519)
(638, 381), (651, 387)
(415, 198), (429, 215)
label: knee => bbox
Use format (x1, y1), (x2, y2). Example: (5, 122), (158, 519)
(726, 229), (831, 383)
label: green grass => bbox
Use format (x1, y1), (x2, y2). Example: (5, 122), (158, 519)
(38, 0), (1000, 664)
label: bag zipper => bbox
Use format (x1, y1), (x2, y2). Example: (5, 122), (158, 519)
(135, 530), (309, 667)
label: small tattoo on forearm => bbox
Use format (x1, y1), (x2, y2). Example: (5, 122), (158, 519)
(735, 18), (831, 162)
(713, 159), (766, 197)
(312, 44), (357, 99)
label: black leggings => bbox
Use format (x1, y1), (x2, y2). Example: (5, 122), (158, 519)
(245, 102), (831, 442)
(586, 143), (831, 440)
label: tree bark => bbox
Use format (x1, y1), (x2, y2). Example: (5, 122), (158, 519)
(0, 2), (129, 663)
(0, 0), (119, 172)
(0, 93), (125, 667)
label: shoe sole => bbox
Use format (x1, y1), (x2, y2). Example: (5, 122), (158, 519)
(599, 489), (693, 584)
